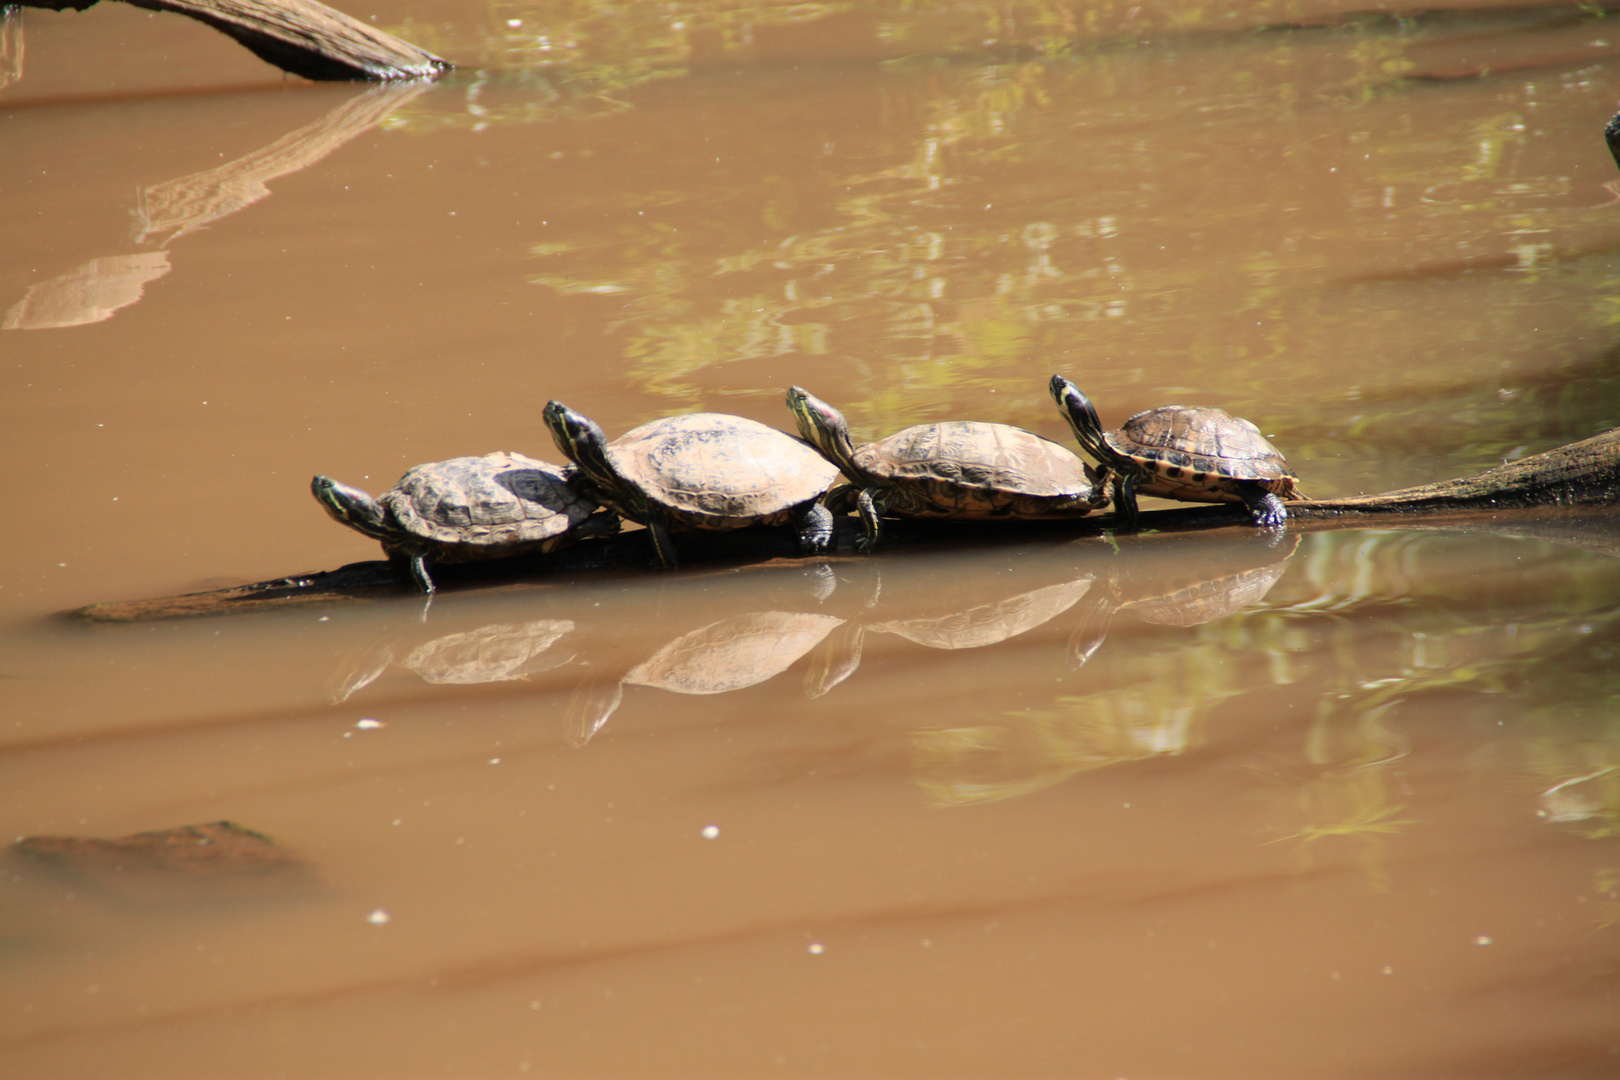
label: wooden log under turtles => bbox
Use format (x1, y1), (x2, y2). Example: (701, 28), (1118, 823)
(68, 426), (1620, 623)
(13, 0), (451, 81)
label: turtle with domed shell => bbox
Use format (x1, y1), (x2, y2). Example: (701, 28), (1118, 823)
(1049, 374), (1303, 530)
(312, 451), (617, 593)
(785, 385), (1111, 552)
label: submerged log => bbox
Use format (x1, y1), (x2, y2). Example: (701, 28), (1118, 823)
(15, 0), (451, 81)
(70, 427), (1620, 622)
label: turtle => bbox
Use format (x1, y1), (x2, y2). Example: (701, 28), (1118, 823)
(785, 385), (1111, 552)
(1049, 374), (1303, 530)
(542, 402), (842, 569)
(311, 451), (617, 594)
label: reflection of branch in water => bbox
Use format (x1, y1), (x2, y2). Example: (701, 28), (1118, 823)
(1, 7), (21, 91)
(3, 82), (429, 330)
(135, 80), (430, 246)
(2, 252), (171, 330)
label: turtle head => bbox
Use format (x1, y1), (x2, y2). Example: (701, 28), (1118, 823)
(311, 475), (395, 542)
(1049, 375), (1115, 467)
(543, 400), (617, 492)
(786, 386), (858, 474)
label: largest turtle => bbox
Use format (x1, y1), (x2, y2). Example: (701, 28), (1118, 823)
(786, 386), (1110, 551)
(542, 402), (841, 569)
(312, 451), (615, 593)
(1049, 375), (1303, 530)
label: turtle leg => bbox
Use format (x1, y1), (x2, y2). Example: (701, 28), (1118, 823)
(855, 488), (887, 552)
(796, 501), (836, 555)
(822, 482), (860, 515)
(578, 509), (622, 539)
(1239, 485), (1288, 528)
(1112, 473), (1141, 531)
(646, 517), (681, 569)
(407, 550), (437, 594)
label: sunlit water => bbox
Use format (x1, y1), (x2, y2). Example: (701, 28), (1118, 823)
(3, 2), (1619, 1076)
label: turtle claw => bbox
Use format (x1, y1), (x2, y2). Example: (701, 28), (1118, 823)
(1243, 490), (1289, 529)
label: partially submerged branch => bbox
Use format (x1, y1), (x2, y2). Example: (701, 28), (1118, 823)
(70, 427), (1620, 623)
(14, 0), (450, 81)
(1295, 426), (1620, 515)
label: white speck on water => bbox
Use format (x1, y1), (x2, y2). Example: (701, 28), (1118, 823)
(1382, 965), (1394, 975)
(808, 943), (824, 955)
(317, 616), (329, 622)
(1475, 935), (1493, 945)
(367, 909), (390, 925)
(489, 757), (501, 765)
(506, 18), (522, 26)
(701, 825), (720, 839)
(356, 719), (384, 730)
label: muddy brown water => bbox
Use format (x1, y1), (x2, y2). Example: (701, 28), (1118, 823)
(3, 2), (1620, 1076)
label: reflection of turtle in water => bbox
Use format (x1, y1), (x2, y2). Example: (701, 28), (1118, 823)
(543, 402), (841, 568)
(331, 619), (578, 702)
(568, 610), (845, 745)
(312, 452), (617, 593)
(802, 560), (1100, 699)
(786, 386), (1110, 551)
(1049, 375), (1302, 530)
(1066, 532), (1301, 669)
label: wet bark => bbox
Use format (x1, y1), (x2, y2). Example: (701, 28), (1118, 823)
(1293, 426), (1620, 515)
(13, 0), (451, 81)
(69, 427), (1620, 622)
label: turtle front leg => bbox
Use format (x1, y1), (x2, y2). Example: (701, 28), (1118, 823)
(1111, 473), (1141, 532)
(646, 517), (681, 569)
(822, 482), (860, 515)
(855, 487), (888, 552)
(407, 550), (437, 594)
(796, 501), (836, 555)
(1239, 485), (1288, 529)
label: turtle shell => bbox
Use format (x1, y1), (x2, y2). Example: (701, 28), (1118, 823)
(1109, 406), (1298, 502)
(856, 421), (1106, 517)
(606, 414), (840, 529)
(382, 452), (599, 557)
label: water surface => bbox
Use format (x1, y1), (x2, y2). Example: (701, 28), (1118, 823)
(3, 1), (1619, 1076)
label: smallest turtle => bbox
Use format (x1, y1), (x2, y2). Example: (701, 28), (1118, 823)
(1050, 375), (1303, 530)
(312, 451), (617, 593)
